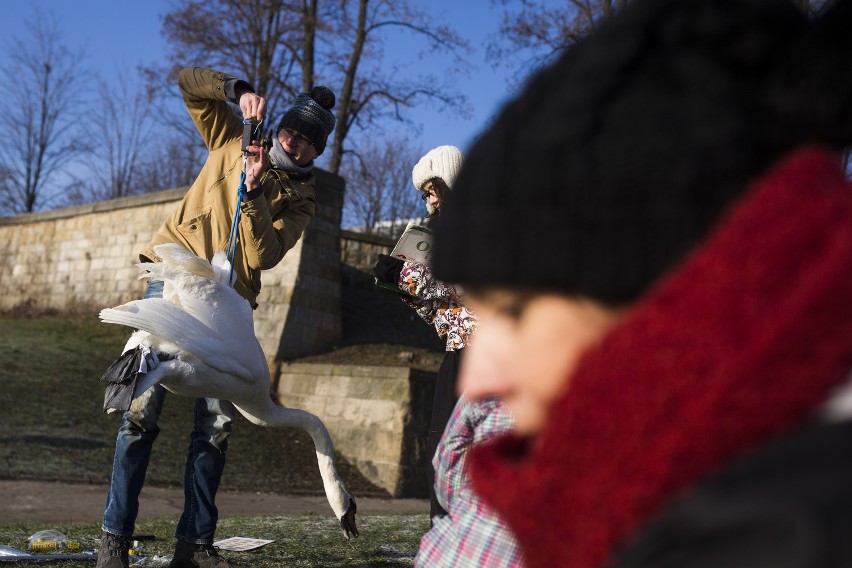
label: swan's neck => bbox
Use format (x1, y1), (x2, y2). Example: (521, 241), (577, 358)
(235, 399), (352, 520)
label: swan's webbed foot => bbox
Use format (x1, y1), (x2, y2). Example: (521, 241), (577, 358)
(340, 498), (358, 540)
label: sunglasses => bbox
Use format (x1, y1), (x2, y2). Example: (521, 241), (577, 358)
(279, 127), (313, 149)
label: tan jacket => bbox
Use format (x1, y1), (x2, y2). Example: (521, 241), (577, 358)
(143, 67), (318, 307)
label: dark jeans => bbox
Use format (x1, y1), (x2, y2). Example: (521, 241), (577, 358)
(427, 348), (464, 519)
(101, 280), (235, 544)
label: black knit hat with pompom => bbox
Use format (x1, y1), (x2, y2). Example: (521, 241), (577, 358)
(277, 86), (336, 154)
(433, 0), (852, 305)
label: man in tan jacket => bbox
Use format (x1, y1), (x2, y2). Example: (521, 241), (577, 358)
(97, 66), (336, 568)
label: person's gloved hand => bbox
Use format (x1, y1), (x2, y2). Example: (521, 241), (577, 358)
(373, 254), (405, 284)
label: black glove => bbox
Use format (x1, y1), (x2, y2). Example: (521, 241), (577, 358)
(373, 254), (405, 284)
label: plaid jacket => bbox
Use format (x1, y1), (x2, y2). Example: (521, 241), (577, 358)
(416, 396), (523, 567)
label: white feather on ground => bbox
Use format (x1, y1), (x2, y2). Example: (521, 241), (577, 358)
(100, 243), (358, 538)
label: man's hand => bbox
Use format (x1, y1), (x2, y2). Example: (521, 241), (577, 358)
(244, 141), (270, 191)
(239, 91), (266, 123)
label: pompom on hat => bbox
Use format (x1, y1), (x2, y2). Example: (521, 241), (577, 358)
(412, 145), (465, 192)
(277, 86), (337, 155)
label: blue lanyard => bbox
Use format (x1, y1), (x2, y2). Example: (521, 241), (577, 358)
(225, 162), (247, 287)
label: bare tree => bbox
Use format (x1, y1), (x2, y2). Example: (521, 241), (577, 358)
(82, 73), (159, 201)
(490, 0), (834, 77)
(321, 0), (470, 173)
(487, 0), (632, 76)
(342, 138), (423, 234)
(134, 138), (207, 192)
(158, 0), (307, 124)
(136, 64), (209, 191)
(156, 0), (471, 175)
(0, 12), (86, 214)
(794, 0), (832, 16)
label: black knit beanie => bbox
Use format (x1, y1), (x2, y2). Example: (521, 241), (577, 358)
(277, 86), (336, 154)
(433, 0), (852, 305)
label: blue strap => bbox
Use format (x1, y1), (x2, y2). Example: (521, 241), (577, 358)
(226, 169), (247, 287)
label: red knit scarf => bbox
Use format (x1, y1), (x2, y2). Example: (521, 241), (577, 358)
(469, 147), (852, 568)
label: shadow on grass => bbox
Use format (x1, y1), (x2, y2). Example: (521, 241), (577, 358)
(13, 435), (110, 450)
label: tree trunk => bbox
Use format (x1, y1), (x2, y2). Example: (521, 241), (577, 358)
(301, 0), (317, 92)
(328, 0), (368, 175)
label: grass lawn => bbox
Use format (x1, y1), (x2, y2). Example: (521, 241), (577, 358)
(0, 514), (429, 566)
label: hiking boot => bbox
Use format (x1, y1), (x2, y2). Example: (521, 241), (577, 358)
(96, 531), (131, 568)
(169, 540), (243, 568)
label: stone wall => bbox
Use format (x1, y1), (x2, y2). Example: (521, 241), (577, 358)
(257, 170), (345, 360)
(0, 169), (345, 361)
(0, 189), (183, 312)
(272, 362), (435, 497)
(339, 229), (394, 273)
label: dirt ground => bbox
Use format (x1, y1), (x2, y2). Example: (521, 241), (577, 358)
(0, 479), (428, 524)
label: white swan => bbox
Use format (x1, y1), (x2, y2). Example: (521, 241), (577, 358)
(99, 243), (357, 538)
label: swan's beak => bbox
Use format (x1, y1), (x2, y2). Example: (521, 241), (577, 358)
(340, 498), (358, 540)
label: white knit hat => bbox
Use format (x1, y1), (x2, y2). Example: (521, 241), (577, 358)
(412, 145), (465, 192)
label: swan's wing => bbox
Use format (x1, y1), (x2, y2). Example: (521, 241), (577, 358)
(168, 275), (255, 338)
(153, 243), (216, 280)
(136, 259), (198, 307)
(100, 299), (257, 381)
(144, 243), (217, 309)
(147, 245), (253, 335)
(135, 259), (252, 339)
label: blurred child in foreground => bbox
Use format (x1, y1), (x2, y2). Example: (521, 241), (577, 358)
(431, 0), (852, 566)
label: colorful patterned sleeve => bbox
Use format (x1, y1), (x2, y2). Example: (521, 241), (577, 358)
(432, 305), (477, 351)
(398, 260), (459, 303)
(400, 294), (438, 326)
(415, 397), (522, 567)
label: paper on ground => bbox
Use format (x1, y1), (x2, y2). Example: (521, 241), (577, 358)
(213, 537), (274, 552)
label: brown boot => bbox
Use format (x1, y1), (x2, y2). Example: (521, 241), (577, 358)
(168, 540), (242, 568)
(96, 531), (131, 568)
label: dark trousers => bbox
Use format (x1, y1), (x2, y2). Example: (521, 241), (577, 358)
(427, 348), (463, 519)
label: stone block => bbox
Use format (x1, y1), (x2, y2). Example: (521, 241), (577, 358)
(351, 376), (410, 400)
(313, 375), (350, 397)
(272, 362), (436, 497)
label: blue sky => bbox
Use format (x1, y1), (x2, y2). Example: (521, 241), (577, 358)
(0, 1), (526, 158)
